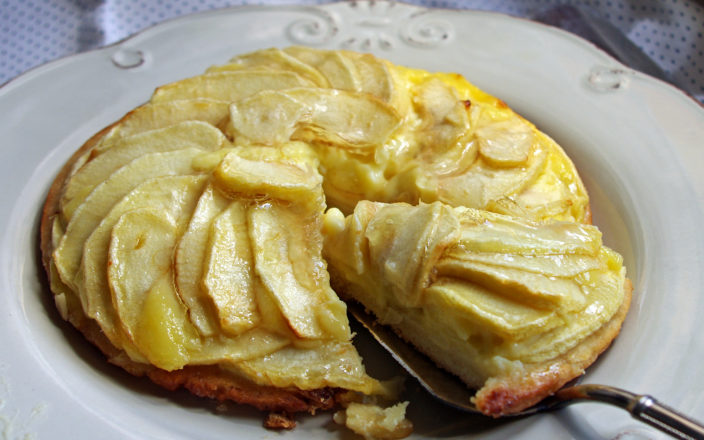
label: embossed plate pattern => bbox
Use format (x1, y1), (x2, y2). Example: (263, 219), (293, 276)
(1, 3), (703, 439)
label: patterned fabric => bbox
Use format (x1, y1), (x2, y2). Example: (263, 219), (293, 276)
(2, 0), (703, 102)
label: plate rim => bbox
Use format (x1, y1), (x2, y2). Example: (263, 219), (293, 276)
(1, 3), (703, 439)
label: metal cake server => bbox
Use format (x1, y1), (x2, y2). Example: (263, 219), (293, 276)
(348, 302), (704, 440)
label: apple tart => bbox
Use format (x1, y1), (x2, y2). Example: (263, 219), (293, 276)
(40, 46), (626, 434)
(323, 201), (631, 416)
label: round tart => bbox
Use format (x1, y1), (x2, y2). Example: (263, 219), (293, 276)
(40, 47), (628, 435)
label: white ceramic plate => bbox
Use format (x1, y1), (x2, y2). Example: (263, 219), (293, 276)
(1, 2), (703, 439)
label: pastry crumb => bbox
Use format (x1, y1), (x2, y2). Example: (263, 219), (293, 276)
(334, 401), (412, 439)
(264, 412), (297, 430)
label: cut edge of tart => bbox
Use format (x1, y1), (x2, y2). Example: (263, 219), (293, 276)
(322, 201), (632, 417)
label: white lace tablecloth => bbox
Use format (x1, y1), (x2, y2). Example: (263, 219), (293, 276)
(2, 0), (704, 104)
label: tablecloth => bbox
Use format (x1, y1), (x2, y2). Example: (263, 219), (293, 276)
(2, 0), (704, 104)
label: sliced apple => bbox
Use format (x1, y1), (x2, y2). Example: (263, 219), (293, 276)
(424, 278), (561, 339)
(227, 90), (305, 145)
(441, 249), (603, 278)
(290, 88), (401, 150)
(61, 121), (227, 221)
(134, 273), (197, 371)
(511, 134), (591, 223)
(323, 206), (376, 277)
(248, 203), (349, 341)
(283, 47), (399, 106)
(213, 151), (322, 206)
(174, 184), (231, 337)
(96, 99), (230, 149)
(150, 70), (315, 103)
(54, 148), (205, 289)
(108, 208), (177, 336)
(419, 137), (478, 181)
(453, 207), (602, 256)
(191, 327), (290, 364)
(248, 203), (321, 339)
(437, 142), (547, 208)
(363, 202), (459, 307)
(249, 274), (295, 339)
(490, 261), (624, 362)
(212, 48), (329, 87)
(435, 259), (586, 311)
(476, 116), (534, 167)
(229, 88), (401, 150)
(413, 78), (467, 129)
(236, 342), (379, 394)
(272, 203), (350, 342)
(108, 208), (199, 370)
(472, 143), (546, 202)
(202, 200), (260, 336)
(108, 203), (291, 365)
(313, 51), (361, 92)
(342, 51), (396, 105)
(413, 78), (473, 163)
(75, 175), (207, 357)
(284, 47), (359, 92)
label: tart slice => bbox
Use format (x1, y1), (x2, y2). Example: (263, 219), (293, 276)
(322, 201), (632, 416)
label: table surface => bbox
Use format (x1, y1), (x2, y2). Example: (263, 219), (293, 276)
(2, 0), (704, 103)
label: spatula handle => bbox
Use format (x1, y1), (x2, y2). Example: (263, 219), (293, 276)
(557, 384), (704, 440)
